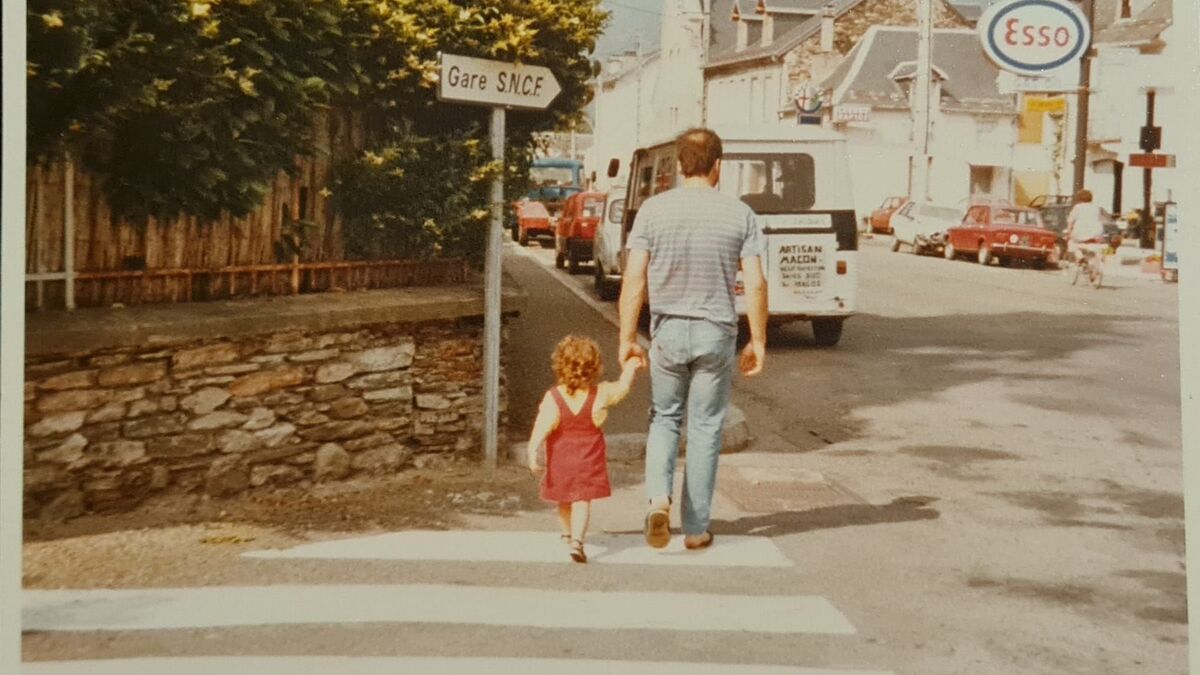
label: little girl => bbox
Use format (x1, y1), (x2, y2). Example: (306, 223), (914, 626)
(527, 335), (640, 563)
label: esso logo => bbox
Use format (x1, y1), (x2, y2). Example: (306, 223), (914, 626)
(978, 0), (1091, 76)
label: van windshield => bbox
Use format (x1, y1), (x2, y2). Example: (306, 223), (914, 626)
(719, 153), (816, 213)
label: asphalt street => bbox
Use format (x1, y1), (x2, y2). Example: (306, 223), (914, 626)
(23, 235), (1185, 674)
(505, 233), (1186, 673)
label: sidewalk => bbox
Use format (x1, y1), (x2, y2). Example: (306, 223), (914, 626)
(503, 246), (653, 438)
(1105, 243), (1175, 283)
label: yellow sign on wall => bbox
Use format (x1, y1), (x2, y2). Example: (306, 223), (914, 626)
(1024, 96), (1067, 114)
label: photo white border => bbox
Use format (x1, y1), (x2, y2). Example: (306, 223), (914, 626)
(1, 2), (28, 674)
(0, 3), (1196, 674)
(1174, 0), (1200, 669)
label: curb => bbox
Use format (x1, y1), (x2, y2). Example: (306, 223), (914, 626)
(503, 243), (755, 463)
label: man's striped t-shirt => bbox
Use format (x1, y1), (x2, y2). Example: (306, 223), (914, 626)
(626, 185), (764, 332)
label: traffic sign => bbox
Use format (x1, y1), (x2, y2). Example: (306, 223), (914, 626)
(1129, 153), (1175, 169)
(437, 54), (562, 110)
(978, 0), (1092, 77)
(1024, 96), (1066, 113)
(435, 52), (564, 467)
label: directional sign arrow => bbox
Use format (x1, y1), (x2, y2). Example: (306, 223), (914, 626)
(437, 54), (562, 110)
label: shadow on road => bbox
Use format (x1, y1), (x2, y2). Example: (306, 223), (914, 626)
(708, 495), (940, 537)
(735, 310), (1180, 452)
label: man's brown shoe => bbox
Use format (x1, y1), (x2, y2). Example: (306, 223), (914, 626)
(684, 531), (714, 550)
(644, 509), (671, 549)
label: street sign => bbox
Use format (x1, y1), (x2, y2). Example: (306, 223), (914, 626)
(437, 53), (562, 110)
(978, 0), (1092, 77)
(436, 53), (562, 468)
(1161, 201), (1179, 273)
(793, 84), (824, 126)
(1139, 125), (1162, 151)
(1129, 153), (1175, 169)
(832, 104), (871, 123)
(1024, 96), (1066, 113)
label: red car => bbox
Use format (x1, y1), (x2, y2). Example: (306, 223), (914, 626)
(868, 196), (907, 234)
(555, 191), (605, 274)
(944, 203), (1057, 268)
(513, 200), (553, 246)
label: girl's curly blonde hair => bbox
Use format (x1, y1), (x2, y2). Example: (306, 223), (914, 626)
(552, 335), (602, 394)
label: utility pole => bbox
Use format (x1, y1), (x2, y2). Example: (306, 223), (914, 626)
(635, 33), (643, 147)
(1141, 89), (1157, 249)
(911, 0), (934, 202)
(1071, 0), (1094, 197)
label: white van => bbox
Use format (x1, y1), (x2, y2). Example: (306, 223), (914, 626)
(592, 185), (626, 301)
(606, 126), (859, 346)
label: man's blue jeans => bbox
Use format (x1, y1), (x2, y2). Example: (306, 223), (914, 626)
(645, 316), (736, 535)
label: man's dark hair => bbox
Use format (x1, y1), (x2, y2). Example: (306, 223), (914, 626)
(676, 128), (723, 178)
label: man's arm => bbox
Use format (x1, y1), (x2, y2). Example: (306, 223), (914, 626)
(739, 255), (767, 376)
(618, 249), (650, 366)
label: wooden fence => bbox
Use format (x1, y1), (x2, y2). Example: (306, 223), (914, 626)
(23, 110), (467, 310)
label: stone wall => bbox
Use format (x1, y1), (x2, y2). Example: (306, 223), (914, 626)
(23, 286), (520, 519)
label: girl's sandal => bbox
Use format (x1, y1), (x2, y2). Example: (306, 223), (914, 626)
(569, 539), (587, 564)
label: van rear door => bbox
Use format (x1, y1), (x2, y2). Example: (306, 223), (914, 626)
(721, 147), (857, 318)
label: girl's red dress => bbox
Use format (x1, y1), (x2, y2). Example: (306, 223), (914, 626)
(540, 386), (611, 503)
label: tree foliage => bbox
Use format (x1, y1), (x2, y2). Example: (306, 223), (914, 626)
(27, 0), (607, 260)
(28, 0), (355, 221)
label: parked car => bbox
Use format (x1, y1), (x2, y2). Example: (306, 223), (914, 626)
(555, 191), (606, 274)
(868, 196), (906, 234)
(944, 203), (1058, 267)
(593, 186), (626, 300)
(513, 199), (553, 246)
(889, 200), (962, 255)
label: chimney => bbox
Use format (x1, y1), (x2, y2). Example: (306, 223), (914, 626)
(820, 2), (835, 53)
(763, 13), (774, 47)
(736, 15), (748, 51)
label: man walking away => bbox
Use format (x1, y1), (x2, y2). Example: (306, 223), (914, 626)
(617, 127), (769, 551)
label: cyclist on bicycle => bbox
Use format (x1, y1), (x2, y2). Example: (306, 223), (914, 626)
(1064, 190), (1107, 263)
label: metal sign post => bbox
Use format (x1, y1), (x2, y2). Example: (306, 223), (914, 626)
(482, 107), (504, 469)
(437, 54), (561, 468)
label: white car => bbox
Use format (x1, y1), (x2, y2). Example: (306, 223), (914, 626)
(592, 185), (625, 301)
(889, 201), (963, 256)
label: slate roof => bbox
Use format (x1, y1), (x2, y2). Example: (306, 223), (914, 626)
(948, 2), (983, 23)
(707, 0), (868, 70)
(1095, 0), (1172, 47)
(819, 26), (1016, 114)
(949, 0), (1128, 30)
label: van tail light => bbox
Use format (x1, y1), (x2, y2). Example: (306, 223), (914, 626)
(837, 260), (847, 275)
(734, 280), (745, 296)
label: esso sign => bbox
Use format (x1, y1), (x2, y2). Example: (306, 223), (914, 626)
(978, 0), (1091, 76)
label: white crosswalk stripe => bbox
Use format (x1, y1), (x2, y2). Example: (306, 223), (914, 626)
(22, 656), (894, 675)
(24, 583), (855, 634)
(243, 530), (793, 567)
(24, 530), (891, 674)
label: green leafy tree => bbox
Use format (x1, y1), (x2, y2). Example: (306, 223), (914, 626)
(332, 0), (606, 263)
(28, 0), (354, 221)
(27, 0), (607, 262)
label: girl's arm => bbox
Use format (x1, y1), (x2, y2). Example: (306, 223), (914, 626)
(599, 357), (641, 409)
(527, 393), (559, 474)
